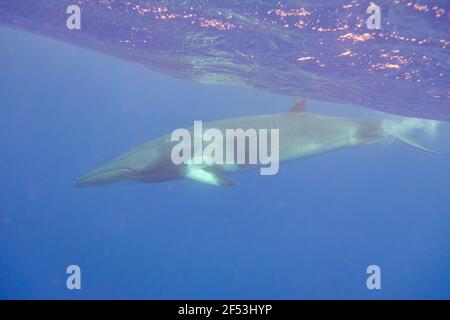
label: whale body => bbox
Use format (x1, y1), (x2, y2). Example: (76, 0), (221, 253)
(75, 101), (434, 187)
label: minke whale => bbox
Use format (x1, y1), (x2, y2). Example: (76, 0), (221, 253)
(74, 101), (435, 188)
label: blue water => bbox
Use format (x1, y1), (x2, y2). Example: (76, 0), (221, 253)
(1, 27), (450, 299)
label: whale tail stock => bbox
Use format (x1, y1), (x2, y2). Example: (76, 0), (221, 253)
(381, 116), (440, 154)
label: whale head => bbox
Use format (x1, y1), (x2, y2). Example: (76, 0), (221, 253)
(74, 139), (180, 187)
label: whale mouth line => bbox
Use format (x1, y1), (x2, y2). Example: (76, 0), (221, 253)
(74, 166), (138, 187)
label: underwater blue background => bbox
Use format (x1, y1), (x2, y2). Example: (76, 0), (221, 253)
(0, 27), (449, 299)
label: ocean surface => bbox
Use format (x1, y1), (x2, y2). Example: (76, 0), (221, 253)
(1, 15), (450, 298)
(0, 1), (448, 120)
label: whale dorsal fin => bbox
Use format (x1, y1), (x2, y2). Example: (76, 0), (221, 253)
(289, 100), (307, 113)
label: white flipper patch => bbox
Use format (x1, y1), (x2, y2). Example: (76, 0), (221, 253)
(186, 167), (234, 187)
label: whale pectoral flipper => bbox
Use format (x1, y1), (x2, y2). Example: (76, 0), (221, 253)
(186, 167), (234, 187)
